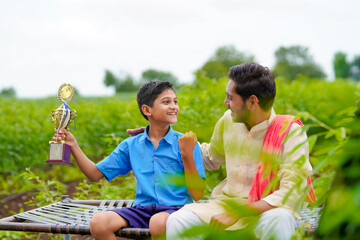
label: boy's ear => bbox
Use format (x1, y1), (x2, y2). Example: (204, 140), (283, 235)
(142, 105), (151, 118)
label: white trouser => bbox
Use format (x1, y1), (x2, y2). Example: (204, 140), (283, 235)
(166, 208), (299, 240)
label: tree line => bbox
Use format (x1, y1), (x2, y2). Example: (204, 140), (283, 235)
(333, 52), (360, 80)
(103, 69), (179, 93)
(103, 45), (360, 94)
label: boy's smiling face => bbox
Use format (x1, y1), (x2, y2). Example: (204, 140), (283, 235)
(146, 89), (179, 125)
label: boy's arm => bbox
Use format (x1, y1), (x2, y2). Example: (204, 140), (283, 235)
(52, 129), (104, 182)
(178, 131), (205, 201)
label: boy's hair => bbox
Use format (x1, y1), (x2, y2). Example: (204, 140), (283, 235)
(137, 81), (176, 120)
(228, 62), (276, 110)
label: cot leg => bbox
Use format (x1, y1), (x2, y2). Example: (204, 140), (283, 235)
(63, 234), (71, 240)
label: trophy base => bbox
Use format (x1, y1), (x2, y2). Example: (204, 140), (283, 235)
(46, 143), (73, 166)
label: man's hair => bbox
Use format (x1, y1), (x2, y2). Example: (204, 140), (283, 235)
(137, 81), (175, 120)
(228, 62), (276, 110)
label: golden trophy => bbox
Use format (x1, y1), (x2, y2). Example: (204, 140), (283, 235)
(46, 84), (77, 165)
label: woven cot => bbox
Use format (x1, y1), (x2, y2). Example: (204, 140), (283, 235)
(0, 197), (321, 239)
(0, 197), (150, 239)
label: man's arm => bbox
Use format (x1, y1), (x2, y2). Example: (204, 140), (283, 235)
(178, 131), (205, 201)
(200, 142), (225, 170)
(200, 111), (231, 170)
(209, 200), (274, 231)
(52, 129), (104, 182)
(249, 200), (274, 213)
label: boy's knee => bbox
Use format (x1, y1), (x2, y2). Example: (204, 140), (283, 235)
(90, 212), (109, 234)
(90, 211), (126, 234)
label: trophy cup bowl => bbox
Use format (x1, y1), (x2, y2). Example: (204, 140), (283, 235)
(46, 84), (76, 166)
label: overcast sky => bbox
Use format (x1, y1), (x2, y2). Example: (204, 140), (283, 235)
(1, 0), (359, 98)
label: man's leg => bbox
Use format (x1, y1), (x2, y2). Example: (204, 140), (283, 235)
(166, 209), (205, 240)
(254, 208), (299, 240)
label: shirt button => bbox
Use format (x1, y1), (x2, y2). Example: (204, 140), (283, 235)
(156, 179), (158, 182)
(160, 202), (163, 205)
(155, 157), (158, 159)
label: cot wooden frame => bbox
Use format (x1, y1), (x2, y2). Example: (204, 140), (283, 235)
(0, 197), (321, 239)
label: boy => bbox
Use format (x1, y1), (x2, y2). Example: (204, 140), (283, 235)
(52, 81), (206, 240)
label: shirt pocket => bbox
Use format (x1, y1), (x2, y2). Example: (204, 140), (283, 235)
(137, 162), (154, 173)
(162, 158), (185, 188)
(134, 157), (155, 176)
(164, 153), (184, 174)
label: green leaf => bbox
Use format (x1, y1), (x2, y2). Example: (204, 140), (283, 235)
(325, 130), (335, 139)
(308, 135), (317, 153)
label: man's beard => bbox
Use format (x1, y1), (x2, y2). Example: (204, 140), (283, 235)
(231, 104), (250, 123)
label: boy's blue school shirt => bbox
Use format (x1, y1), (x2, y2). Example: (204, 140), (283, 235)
(96, 125), (206, 207)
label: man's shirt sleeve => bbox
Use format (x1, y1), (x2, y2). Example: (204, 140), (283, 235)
(96, 140), (132, 181)
(201, 111), (228, 170)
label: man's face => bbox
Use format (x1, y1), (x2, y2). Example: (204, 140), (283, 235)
(224, 79), (250, 123)
(147, 89), (179, 125)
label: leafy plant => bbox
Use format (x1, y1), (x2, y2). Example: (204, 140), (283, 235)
(20, 168), (66, 207)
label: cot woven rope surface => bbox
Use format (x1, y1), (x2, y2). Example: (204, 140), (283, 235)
(0, 198), (321, 238)
(14, 199), (132, 225)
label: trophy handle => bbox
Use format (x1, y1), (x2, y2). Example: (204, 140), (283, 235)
(50, 109), (56, 126)
(69, 109), (77, 123)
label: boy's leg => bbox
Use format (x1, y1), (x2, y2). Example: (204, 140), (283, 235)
(149, 212), (170, 239)
(254, 208), (299, 240)
(90, 211), (128, 240)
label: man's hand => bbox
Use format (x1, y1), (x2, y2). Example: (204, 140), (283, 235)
(209, 212), (238, 232)
(178, 131), (197, 158)
(126, 127), (146, 136)
(208, 201), (273, 232)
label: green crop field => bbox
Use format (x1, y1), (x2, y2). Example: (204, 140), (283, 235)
(0, 76), (359, 239)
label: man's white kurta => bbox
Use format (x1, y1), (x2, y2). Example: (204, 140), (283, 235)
(183, 109), (312, 230)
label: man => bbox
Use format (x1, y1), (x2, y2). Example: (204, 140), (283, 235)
(165, 62), (315, 240)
